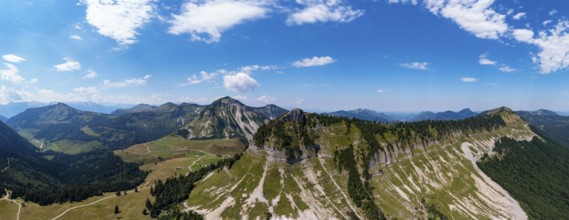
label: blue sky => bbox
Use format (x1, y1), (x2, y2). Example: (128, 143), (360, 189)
(1, 0), (568, 111)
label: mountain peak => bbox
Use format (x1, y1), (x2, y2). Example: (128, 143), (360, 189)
(280, 108), (305, 122)
(212, 96), (244, 106)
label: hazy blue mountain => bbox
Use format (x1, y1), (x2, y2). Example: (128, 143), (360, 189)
(0, 101), (131, 118)
(0, 115), (6, 122)
(411, 108), (478, 121)
(326, 108), (390, 122)
(111, 103), (158, 115)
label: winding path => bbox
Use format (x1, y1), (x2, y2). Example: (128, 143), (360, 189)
(2, 189), (21, 220)
(50, 195), (115, 220)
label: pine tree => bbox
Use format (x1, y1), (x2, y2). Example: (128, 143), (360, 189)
(145, 198), (152, 210)
(142, 208), (148, 215)
(114, 205), (120, 214)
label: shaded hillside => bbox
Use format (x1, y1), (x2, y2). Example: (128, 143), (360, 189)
(0, 121), (147, 205)
(178, 97), (287, 142)
(0, 115), (6, 122)
(516, 110), (569, 147)
(7, 102), (202, 153)
(478, 129), (569, 219)
(186, 107), (535, 219)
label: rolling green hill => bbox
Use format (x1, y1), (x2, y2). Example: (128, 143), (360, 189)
(6, 102), (202, 154)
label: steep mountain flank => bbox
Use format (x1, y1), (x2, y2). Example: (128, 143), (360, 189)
(7, 102), (202, 153)
(516, 110), (569, 147)
(179, 97), (287, 142)
(186, 107), (536, 219)
(0, 120), (146, 205)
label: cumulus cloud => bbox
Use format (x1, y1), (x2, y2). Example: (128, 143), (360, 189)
(287, 0), (363, 25)
(223, 72), (259, 92)
(512, 21), (569, 74)
(377, 89), (384, 94)
(461, 77), (479, 82)
(233, 95), (247, 100)
(293, 56), (335, 67)
(187, 71), (218, 84)
(256, 95), (275, 103)
(0, 63), (25, 84)
(512, 12), (526, 20)
(103, 75), (152, 88)
(400, 62), (429, 70)
(54, 58), (81, 72)
(479, 53), (497, 65)
(296, 98), (305, 104)
(2, 54), (25, 63)
(0, 86), (31, 104)
(392, 0), (508, 40)
(81, 0), (154, 45)
(83, 70), (98, 79)
(169, 0), (269, 43)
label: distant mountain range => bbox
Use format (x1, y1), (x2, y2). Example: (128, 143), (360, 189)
(516, 109), (569, 148)
(326, 108), (478, 122)
(0, 101), (132, 118)
(0, 115), (6, 122)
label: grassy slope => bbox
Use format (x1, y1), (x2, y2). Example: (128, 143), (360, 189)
(0, 136), (242, 220)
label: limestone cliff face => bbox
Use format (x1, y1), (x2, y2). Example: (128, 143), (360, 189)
(181, 97), (287, 141)
(190, 107), (534, 219)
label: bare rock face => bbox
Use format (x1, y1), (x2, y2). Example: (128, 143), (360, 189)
(280, 108), (305, 123)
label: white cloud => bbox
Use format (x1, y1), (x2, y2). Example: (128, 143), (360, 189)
(512, 21), (569, 74)
(499, 65), (516, 72)
(2, 54), (25, 63)
(543, 20), (552, 26)
(512, 12), (526, 20)
(295, 98), (304, 104)
(256, 95), (275, 103)
(83, 70), (98, 79)
(388, 0), (418, 5)
(400, 62), (429, 70)
(54, 58), (81, 72)
(240, 65), (278, 73)
(0, 63), (25, 84)
(81, 0), (154, 45)
(396, 0), (508, 40)
(187, 71), (218, 84)
(461, 77), (479, 82)
(223, 72), (259, 92)
(29, 78), (38, 84)
(293, 56), (335, 67)
(287, 0), (363, 25)
(479, 53), (496, 65)
(512, 28), (534, 43)
(169, 0), (269, 43)
(70, 35), (83, 40)
(549, 9), (557, 16)
(377, 89), (384, 94)
(0, 86), (31, 104)
(103, 75), (152, 88)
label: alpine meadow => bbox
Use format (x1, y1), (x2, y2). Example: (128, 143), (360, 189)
(1, 1), (569, 220)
